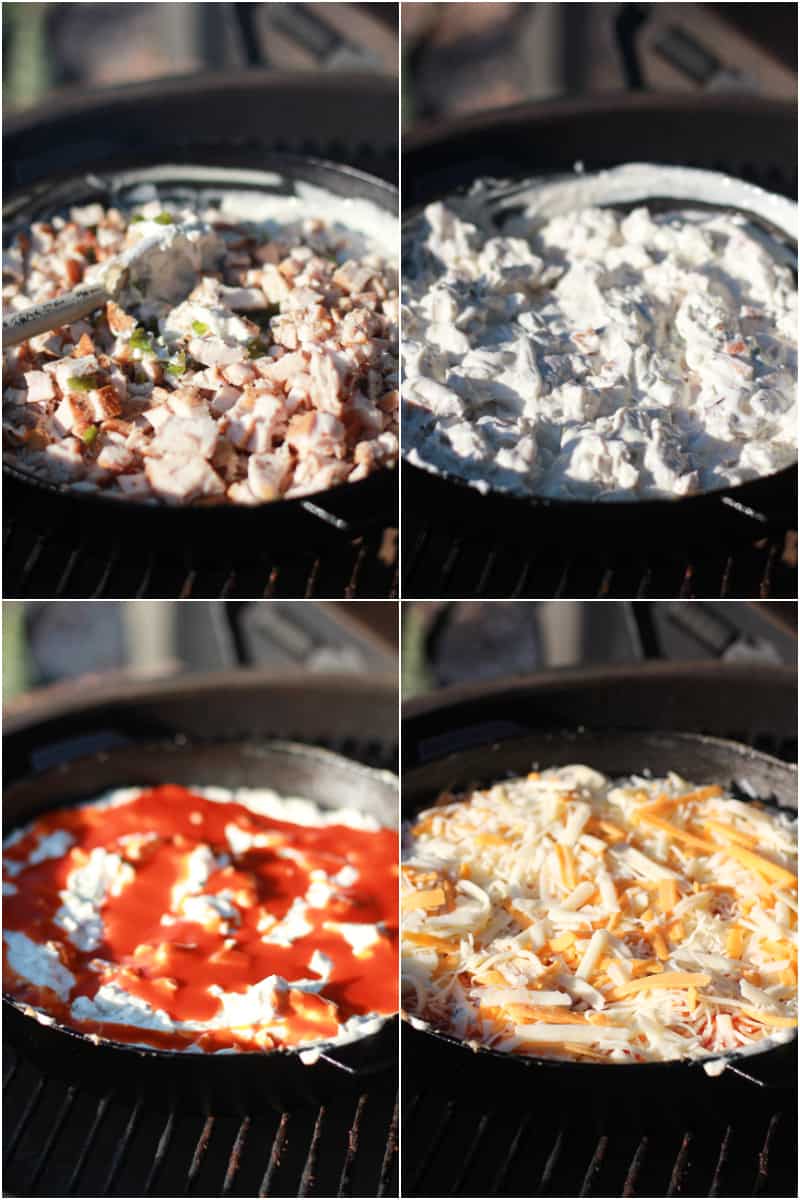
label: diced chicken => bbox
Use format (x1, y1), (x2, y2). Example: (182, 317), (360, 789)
(116, 472), (151, 497)
(210, 385), (242, 417)
(222, 362), (257, 387)
(288, 457), (351, 497)
(188, 337), (247, 367)
(23, 371), (56, 404)
(106, 300), (137, 336)
(52, 355), (100, 396)
(97, 443), (135, 473)
(247, 450), (293, 500)
(144, 455), (225, 504)
(153, 411), (218, 460)
(286, 411), (347, 459)
(255, 350), (307, 386)
(41, 437), (86, 481)
(53, 393), (95, 436)
(308, 349), (350, 416)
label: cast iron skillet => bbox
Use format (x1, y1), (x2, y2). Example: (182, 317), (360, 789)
(402, 728), (797, 1108)
(402, 98), (798, 551)
(3, 737), (399, 1114)
(3, 154), (398, 556)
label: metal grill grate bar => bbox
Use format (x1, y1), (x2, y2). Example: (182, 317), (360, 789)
(27, 1084), (78, 1193)
(337, 1093), (367, 1198)
(298, 1106), (326, 1197)
(753, 1113), (781, 1197)
(623, 1134), (650, 1198)
(222, 1115), (251, 1196)
(142, 1107), (176, 1197)
(4, 1075), (45, 1168)
(666, 1131), (693, 1197)
(376, 1096), (399, 1198)
(185, 1114), (216, 1195)
(579, 1133), (609, 1198)
(103, 1095), (143, 1195)
(64, 1094), (111, 1196)
(259, 1112), (290, 1198)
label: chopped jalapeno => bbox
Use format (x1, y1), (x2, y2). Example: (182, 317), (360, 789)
(130, 213), (145, 224)
(67, 374), (99, 393)
(153, 212), (174, 225)
(134, 367), (149, 385)
(246, 337), (266, 359)
(166, 352), (187, 377)
(191, 320), (209, 335)
(81, 425), (98, 446)
(129, 327), (155, 355)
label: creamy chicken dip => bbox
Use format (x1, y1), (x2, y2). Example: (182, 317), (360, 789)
(403, 188), (797, 501)
(3, 784), (398, 1055)
(3, 193), (398, 505)
(402, 767), (797, 1064)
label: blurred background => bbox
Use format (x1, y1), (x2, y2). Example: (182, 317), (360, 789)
(3, 2), (398, 112)
(402, 2), (796, 127)
(401, 601), (797, 697)
(3, 601), (397, 710)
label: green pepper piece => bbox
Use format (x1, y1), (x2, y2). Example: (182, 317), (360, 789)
(166, 352), (187, 377)
(153, 211), (174, 225)
(81, 425), (98, 446)
(191, 320), (209, 335)
(129, 327), (155, 355)
(67, 374), (99, 393)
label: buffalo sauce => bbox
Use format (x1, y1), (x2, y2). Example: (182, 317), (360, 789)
(3, 785), (398, 1052)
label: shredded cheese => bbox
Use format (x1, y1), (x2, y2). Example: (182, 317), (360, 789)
(401, 766), (797, 1064)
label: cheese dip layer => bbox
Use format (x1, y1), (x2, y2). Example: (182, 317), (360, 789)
(3, 785), (398, 1055)
(403, 202), (797, 500)
(402, 767), (797, 1064)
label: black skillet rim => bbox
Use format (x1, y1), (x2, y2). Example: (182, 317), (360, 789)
(2, 734), (399, 1069)
(401, 726), (797, 1083)
(401, 98), (798, 535)
(2, 153), (399, 531)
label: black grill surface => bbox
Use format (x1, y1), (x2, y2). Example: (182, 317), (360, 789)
(403, 526), (797, 600)
(4, 518), (398, 600)
(5, 1048), (397, 1198)
(402, 1086), (796, 1198)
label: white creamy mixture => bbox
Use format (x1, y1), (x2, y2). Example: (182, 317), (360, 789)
(403, 187), (797, 501)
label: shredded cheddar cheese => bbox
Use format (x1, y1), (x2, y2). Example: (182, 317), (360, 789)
(401, 765), (797, 1064)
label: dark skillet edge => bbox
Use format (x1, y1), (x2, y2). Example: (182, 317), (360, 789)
(401, 726), (797, 1094)
(400, 142), (798, 541)
(2, 154), (400, 544)
(2, 736), (400, 1110)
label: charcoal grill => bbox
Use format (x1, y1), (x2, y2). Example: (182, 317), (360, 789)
(401, 660), (797, 1198)
(401, 93), (798, 600)
(3, 69), (399, 600)
(3, 654), (399, 1198)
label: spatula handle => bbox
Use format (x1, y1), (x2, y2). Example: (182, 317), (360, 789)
(3, 283), (109, 348)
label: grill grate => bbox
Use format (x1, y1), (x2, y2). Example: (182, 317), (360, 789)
(4, 1045), (398, 1198)
(402, 525), (796, 599)
(402, 1087), (796, 1198)
(4, 517), (398, 600)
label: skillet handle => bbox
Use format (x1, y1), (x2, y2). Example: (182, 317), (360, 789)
(722, 1041), (797, 1091)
